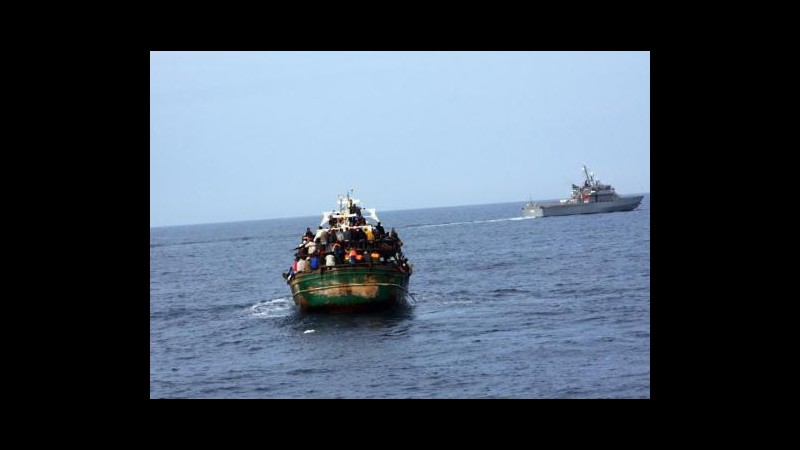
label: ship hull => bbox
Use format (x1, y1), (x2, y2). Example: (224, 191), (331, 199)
(288, 264), (410, 313)
(523, 195), (644, 218)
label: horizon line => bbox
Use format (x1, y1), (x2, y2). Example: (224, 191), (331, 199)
(150, 192), (650, 229)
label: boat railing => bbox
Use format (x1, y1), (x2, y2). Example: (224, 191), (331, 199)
(291, 256), (409, 277)
(299, 235), (403, 253)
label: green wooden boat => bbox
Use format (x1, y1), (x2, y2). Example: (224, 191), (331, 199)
(283, 191), (412, 313)
(289, 264), (411, 312)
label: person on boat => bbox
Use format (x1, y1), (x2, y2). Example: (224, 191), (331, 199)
(315, 226), (326, 243)
(304, 227), (314, 240)
(325, 252), (336, 267)
(325, 229), (336, 246)
(296, 256), (307, 273)
(309, 254), (319, 270)
(364, 226), (375, 248)
(401, 259), (412, 275)
(389, 228), (403, 253)
(284, 266), (295, 283)
(347, 205), (357, 225)
(352, 227), (365, 249)
(376, 240), (393, 260)
(333, 243), (344, 264)
(348, 248), (357, 265)
(286, 256), (300, 283)
(375, 222), (386, 239)
(349, 202), (362, 219)
(305, 238), (317, 256)
(343, 227), (352, 242)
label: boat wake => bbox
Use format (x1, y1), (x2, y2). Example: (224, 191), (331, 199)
(249, 297), (295, 318)
(411, 216), (533, 229)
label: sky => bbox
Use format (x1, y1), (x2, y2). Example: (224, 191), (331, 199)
(150, 51), (649, 228)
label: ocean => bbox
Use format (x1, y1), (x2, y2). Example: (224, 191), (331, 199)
(150, 195), (650, 398)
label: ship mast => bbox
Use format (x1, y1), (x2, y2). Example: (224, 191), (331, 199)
(582, 164), (597, 188)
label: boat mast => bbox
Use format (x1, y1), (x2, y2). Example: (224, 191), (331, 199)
(582, 164), (595, 188)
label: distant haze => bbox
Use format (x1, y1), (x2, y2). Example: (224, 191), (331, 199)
(151, 51), (649, 228)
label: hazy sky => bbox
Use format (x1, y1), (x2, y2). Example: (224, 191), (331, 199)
(150, 51), (649, 228)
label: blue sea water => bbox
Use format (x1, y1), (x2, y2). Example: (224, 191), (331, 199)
(150, 195), (650, 398)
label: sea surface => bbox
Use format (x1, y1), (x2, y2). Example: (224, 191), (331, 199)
(150, 195), (650, 398)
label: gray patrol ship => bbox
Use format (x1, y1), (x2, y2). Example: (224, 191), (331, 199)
(522, 165), (644, 218)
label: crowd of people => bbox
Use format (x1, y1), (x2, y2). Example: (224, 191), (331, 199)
(283, 216), (411, 283)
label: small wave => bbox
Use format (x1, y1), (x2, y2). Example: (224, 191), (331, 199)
(151, 235), (262, 250)
(440, 300), (475, 305)
(250, 297), (295, 318)
(286, 367), (332, 375)
(491, 288), (529, 294)
(149, 239), (215, 249)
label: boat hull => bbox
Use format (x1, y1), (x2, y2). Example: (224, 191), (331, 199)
(288, 264), (410, 313)
(523, 195), (644, 218)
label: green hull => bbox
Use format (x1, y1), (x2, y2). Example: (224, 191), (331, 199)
(288, 264), (410, 312)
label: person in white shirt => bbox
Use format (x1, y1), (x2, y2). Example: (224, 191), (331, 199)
(315, 226), (326, 243)
(305, 239), (317, 255)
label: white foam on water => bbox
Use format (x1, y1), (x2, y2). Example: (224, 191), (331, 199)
(416, 217), (525, 229)
(303, 329), (315, 334)
(250, 297), (294, 318)
(483, 217), (519, 223)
